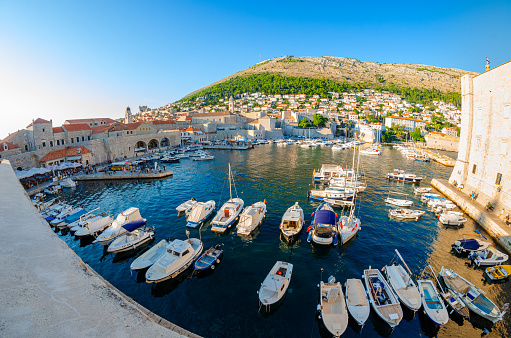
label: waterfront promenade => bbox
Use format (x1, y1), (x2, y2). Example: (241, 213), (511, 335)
(0, 160), (196, 337)
(432, 178), (511, 255)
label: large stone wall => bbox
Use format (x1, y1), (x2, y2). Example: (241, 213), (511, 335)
(450, 61), (511, 212)
(425, 134), (459, 152)
(2, 151), (39, 170)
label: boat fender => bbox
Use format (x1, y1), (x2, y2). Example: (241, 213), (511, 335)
(311, 212), (314, 217)
(306, 225), (311, 233)
(317, 304), (321, 313)
(216, 259), (220, 263)
(263, 199), (267, 204)
(211, 265), (215, 270)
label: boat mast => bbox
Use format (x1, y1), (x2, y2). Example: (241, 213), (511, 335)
(229, 163), (232, 200)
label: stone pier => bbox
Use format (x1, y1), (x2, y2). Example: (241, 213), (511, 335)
(0, 160), (198, 337)
(431, 178), (511, 255)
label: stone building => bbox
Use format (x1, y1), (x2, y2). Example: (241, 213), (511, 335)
(425, 132), (459, 152)
(385, 115), (426, 131)
(450, 60), (511, 212)
(191, 111), (237, 124)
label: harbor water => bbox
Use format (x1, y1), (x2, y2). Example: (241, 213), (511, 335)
(56, 145), (510, 337)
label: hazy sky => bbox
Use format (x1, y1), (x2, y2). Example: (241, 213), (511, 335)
(1, 0), (510, 139)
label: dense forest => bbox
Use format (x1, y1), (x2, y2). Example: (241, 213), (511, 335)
(181, 73), (461, 108)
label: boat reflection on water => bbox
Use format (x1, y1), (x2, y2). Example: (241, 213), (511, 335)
(150, 268), (192, 298)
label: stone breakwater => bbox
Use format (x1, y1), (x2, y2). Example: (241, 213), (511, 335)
(431, 178), (511, 255)
(0, 160), (195, 338)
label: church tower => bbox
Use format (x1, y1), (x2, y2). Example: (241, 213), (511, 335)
(125, 106), (133, 124)
(228, 96), (235, 113)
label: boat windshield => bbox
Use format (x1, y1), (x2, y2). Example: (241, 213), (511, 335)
(172, 251), (180, 257)
(315, 225), (333, 238)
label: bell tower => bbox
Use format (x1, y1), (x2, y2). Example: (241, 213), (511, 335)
(125, 106), (133, 124)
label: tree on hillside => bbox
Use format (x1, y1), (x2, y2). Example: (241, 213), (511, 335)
(410, 127), (425, 142)
(312, 113), (328, 127)
(299, 118), (311, 128)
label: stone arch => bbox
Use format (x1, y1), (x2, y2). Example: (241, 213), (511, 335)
(135, 141), (147, 152)
(160, 137), (169, 148)
(148, 139), (159, 150)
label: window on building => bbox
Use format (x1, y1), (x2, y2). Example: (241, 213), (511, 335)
(82, 136), (84, 142)
(504, 105), (510, 119)
(88, 136), (91, 140)
(62, 139), (65, 145)
(475, 138), (480, 149)
(472, 164), (477, 174)
(57, 140), (60, 146)
(501, 141), (508, 155)
(71, 138), (74, 143)
(42, 128), (45, 132)
(496, 172), (502, 185)
(50, 141), (53, 147)
(42, 142), (46, 147)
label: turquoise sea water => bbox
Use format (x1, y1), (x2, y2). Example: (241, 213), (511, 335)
(57, 145), (510, 337)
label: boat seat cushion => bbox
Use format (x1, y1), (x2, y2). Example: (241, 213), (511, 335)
(326, 288), (339, 303)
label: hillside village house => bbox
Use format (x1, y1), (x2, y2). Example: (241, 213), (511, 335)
(385, 115), (427, 131)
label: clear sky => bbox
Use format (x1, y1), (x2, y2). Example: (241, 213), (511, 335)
(1, 0), (510, 139)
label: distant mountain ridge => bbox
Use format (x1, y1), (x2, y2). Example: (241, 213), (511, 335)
(183, 56), (477, 99)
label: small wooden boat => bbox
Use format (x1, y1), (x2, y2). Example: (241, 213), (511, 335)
(414, 186), (432, 195)
(417, 279), (449, 326)
(107, 221), (154, 253)
(469, 248), (509, 267)
(389, 209), (425, 220)
(345, 278), (370, 326)
(485, 265), (511, 281)
(280, 202), (305, 242)
(319, 276), (348, 337)
(439, 211), (467, 226)
(386, 169), (423, 183)
(363, 267), (403, 327)
(194, 244), (223, 271)
(385, 197), (413, 207)
(428, 265), (469, 320)
(452, 238), (490, 254)
(237, 201), (266, 236)
(383, 250), (421, 312)
(74, 215), (113, 238)
(421, 193), (444, 203)
(440, 267), (508, 323)
(130, 238), (172, 271)
(258, 261), (293, 307)
(186, 200), (216, 228)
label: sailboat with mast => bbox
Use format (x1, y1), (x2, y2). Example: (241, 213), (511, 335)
(211, 163), (244, 233)
(337, 145), (362, 244)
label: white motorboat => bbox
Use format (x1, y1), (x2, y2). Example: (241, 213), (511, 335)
(360, 147), (381, 155)
(107, 226), (154, 253)
(438, 211), (468, 226)
(43, 184), (61, 195)
(386, 169), (424, 183)
(237, 201), (266, 236)
(130, 238), (173, 272)
(389, 209), (425, 220)
(307, 202), (338, 246)
(176, 198), (198, 213)
(469, 248), (509, 267)
(279, 202), (305, 242)
(94, 207), (145, 245)
(417, 279), (449, 326)
(440, 267), (508, 323)
(59, 178), (77, 188)
(329, 177), (367, 192)
(414, 186), (432, 194)
(383, 250), (421, 312)
(50, 206), (84, 226)
(313, 164), (358, 183)
(337, 206), (361, 245)
(422, 193), (445, 203)
(211, 164), (244, 233)
(145, 237), (203, 283)
(452, 238), (490, 254)
(40, 201), (67, 218)
(432, 203), (457, 214)
(258, 261), (293, 307)
(192, 154), (214, 161)
(345, 278), (370, 327)
(385, 197), (413, 207)
(319, 276), (348, 337)
(74, 215), (113, 238)
(363, 267), (403, 328)
(186, 200), (216, 228)
(309, 187), (356, 202)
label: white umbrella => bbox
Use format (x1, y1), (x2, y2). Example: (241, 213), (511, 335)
(71, 162), (82, 168)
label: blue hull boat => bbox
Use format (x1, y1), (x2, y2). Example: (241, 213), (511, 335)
(194, 244), (223, 271)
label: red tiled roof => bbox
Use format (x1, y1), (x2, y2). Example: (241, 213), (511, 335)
(192, 111), (232, 117)
(63, 123), (91, 132)
(1, 130), (22, 143)
(53, 127), (64, 133)
(0, 141), (19, 152)
(125, 122), (143, 130)
(40, 146), (92, 162)
(65, 118), (116, 124)
(387, 116), (425, 123)
(151, 120), (176, 125)
(27, 118), (50, 127)
(91, 125), (113, 134)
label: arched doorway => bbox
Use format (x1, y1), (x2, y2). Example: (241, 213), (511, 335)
(135, 141), (147, 153)
(148, 139), (159, 150)
(160, 138), (169, 148)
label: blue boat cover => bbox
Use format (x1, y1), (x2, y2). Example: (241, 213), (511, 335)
(314, 210), (336, 225)
(64, 209), (88, 223)
(460, 239), (480, 250)
(45, 216), (55, 221)
(122, 219), (146, 232)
